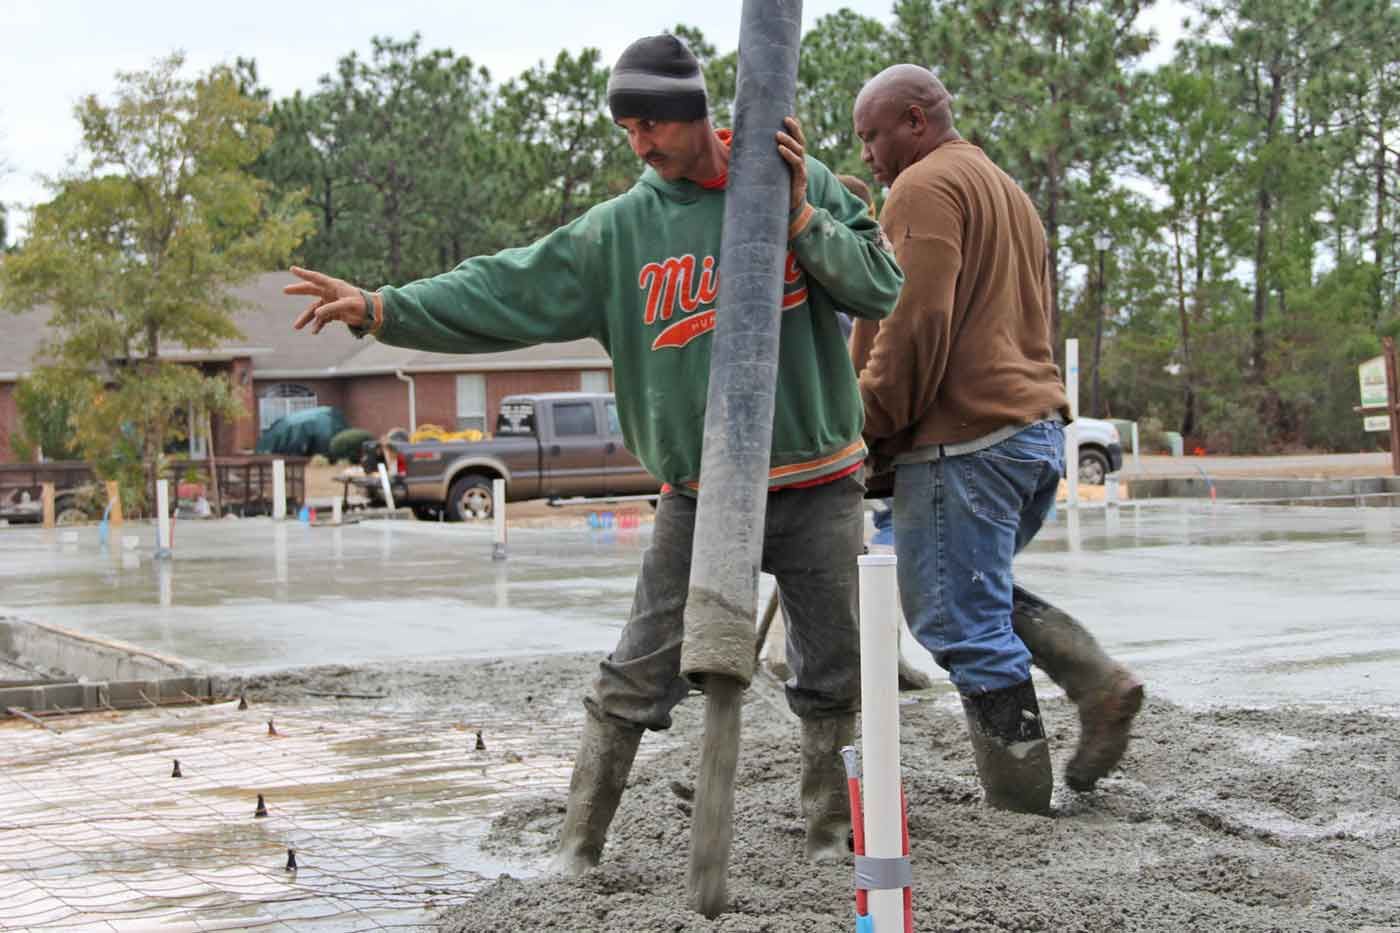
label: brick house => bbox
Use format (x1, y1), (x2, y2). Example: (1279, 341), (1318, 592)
(0, 272), (613, 463)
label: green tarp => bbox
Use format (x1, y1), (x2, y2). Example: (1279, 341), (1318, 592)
(255, 406), (348, 457)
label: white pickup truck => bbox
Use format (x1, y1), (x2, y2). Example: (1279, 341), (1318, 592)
(1072, 417), (1125, 484)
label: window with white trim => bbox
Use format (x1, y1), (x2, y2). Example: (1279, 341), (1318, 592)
(258, 384), (317, 431)
(580, 370), (611, 394)
(456, 374), (487, 431)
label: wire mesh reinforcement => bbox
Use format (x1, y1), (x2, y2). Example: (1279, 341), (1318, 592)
(0, 700), (580, 931)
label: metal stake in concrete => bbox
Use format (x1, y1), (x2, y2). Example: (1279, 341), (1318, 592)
(285, 848), (298, 871)
(492, 478), (507, 561)
(155, 480), (173, 559)
(254, 794), (268, 818)
(680, 0), (803, 918)
(172, 759), (183, 778)
(272, 460), (287, 520)
(1065, 338), (1080, 509)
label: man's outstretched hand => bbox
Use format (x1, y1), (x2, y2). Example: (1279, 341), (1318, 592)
(285, 266), (374, 335)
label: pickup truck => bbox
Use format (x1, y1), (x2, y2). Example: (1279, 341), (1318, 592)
(1072, 417), (1125, 485)
(363, 392), (659, 520)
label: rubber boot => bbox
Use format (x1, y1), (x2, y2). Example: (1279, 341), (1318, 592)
(961, 679), (1053, 816)
(1012, 585), (1144, 791)
(548, 707), (644, 876)
(800, 714), (854, 863)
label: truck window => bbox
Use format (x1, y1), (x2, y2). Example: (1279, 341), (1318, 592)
(605, 400), (622, 436)
(553, 402), (598, 437)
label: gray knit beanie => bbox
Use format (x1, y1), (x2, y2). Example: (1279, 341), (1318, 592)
(608, 35), (709, 122)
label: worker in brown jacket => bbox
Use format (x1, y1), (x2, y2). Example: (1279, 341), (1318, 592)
(850, 64), (1143, 815)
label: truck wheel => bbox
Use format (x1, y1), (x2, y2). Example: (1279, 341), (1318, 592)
(447, 474), (494, 521)
(1078, 448), (1110, 486)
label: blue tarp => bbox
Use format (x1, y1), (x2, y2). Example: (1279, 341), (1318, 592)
(255, 406), (348, 457)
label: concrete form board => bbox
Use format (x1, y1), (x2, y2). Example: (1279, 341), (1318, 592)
(1130, 476), (1400, 500)
(0, 615), (207, 715)
(0, 616), (190, 682)
(1, 676), (212, 715)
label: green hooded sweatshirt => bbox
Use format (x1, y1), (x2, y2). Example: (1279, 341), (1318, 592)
(376, 149), (902, 490)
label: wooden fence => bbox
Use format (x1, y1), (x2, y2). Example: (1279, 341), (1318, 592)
(0, 457), (306, 519)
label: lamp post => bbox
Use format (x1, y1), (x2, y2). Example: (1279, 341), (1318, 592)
(1091, 232), (1111, 418)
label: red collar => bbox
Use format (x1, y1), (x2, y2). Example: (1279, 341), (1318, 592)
(696, 129), (732, 190)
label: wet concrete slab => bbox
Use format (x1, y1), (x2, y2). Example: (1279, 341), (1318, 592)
(0, 518), (645, 674)
(1009, 501), (1400, 708)
(1, 502), (1397, 709)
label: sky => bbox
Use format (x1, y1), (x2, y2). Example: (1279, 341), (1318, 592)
(0, 0), (1188, 245)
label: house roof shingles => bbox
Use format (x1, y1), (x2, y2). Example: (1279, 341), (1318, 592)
(3, 271), (610, 381)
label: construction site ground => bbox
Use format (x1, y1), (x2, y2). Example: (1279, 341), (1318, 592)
(1, 464), (1397, 931)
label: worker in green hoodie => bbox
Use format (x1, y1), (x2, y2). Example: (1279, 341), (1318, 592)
(286, 35), (902, 875)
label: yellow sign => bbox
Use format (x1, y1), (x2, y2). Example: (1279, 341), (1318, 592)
(1358, 355), (1388, 408)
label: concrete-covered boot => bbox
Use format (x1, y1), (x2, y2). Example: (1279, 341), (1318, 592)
(548, 707), (644, 876)
(800, 714), (854, 863)
(961, 679), (1053, 816)
(1012, 585), (1144, 791)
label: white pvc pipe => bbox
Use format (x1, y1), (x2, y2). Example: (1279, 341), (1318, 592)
(331, 497), (343, 525)
(272, 460), (287, 520)
(1130, 422), (1142, 475)
(275, 522), (288, 584)
(395, 369), (417, 433)
(1065, 338), (1080, 509)
(492, 478), (507, 561)
(158, 560), (173, 608)
(857, 553), (904, 930)
(377, 463), (396, 511)
(156, 480), (173, 552)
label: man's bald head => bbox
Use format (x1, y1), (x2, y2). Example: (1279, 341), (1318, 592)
(853, 65), (959, 185)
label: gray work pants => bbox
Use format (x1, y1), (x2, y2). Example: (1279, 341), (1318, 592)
(587, 475), (865, 729)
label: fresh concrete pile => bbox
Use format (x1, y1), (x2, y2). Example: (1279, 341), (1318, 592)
(437, 655), (1400, 933)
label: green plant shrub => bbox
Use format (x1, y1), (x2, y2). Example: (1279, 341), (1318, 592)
(329, 428), (374, 464)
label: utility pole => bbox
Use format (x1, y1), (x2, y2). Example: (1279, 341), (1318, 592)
(1091, 232), (1111, 419)
(1387, 337), (1400, 477)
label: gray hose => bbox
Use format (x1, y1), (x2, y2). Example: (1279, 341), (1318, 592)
(679, 0), (805, 689)
(682, 0), (804, 920)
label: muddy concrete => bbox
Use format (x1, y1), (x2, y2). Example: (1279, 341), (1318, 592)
(430, 654), (1400, 933)
(1, 502), (1397, 708)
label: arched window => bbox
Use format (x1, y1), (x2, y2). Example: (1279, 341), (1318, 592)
(258, 383), (317, 430)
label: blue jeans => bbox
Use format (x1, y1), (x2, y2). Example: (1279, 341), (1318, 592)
(893, 421), (1064, 695)
(871, 498), (894, 546)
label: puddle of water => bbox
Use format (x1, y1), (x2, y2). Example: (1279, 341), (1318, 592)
(0, 701), (575, 931)
(1234, 732), (1318, 764)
